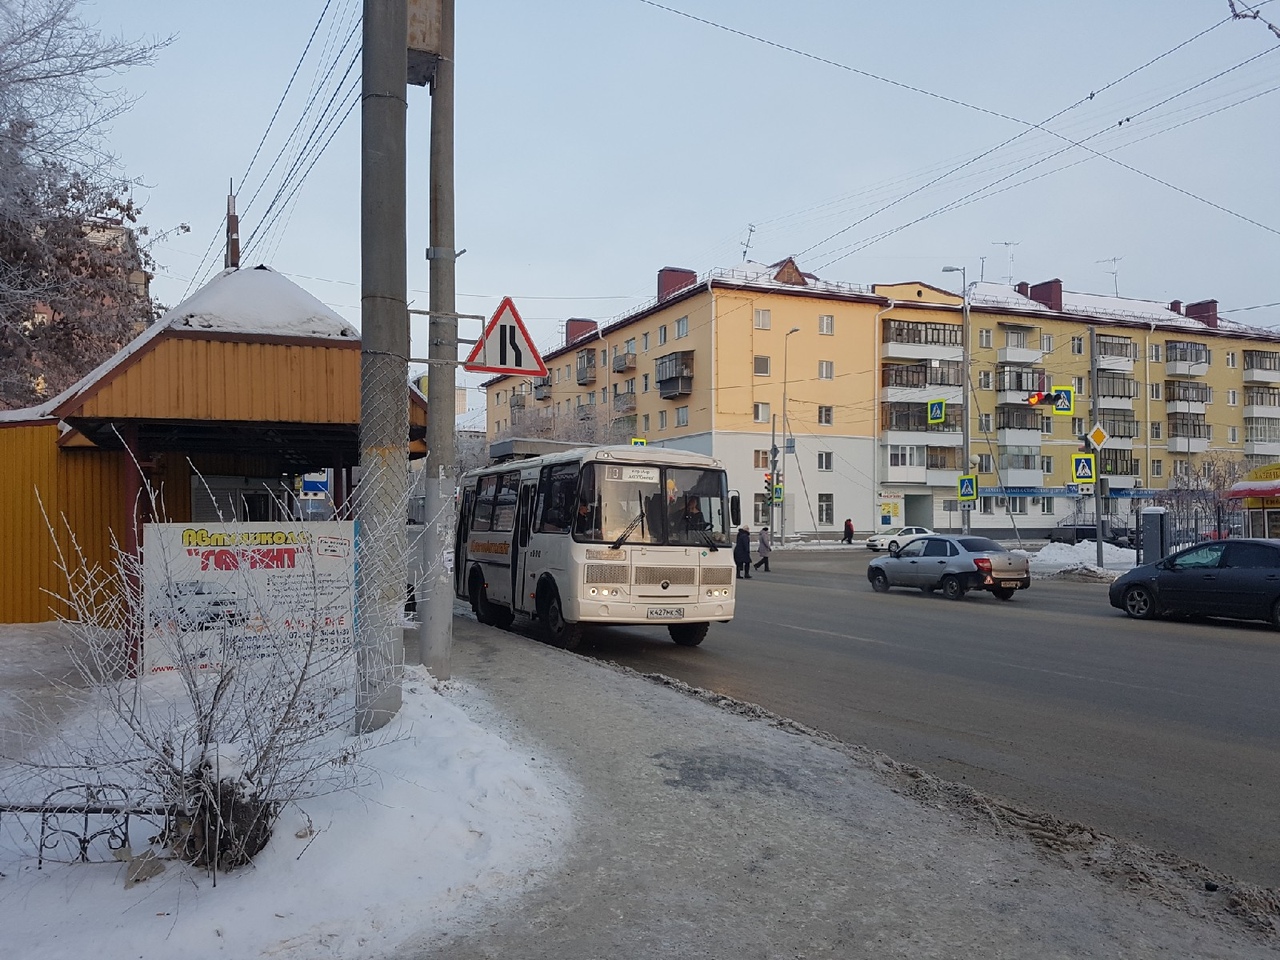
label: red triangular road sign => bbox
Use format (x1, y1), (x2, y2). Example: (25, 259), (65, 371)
(463, 297), (548, 376)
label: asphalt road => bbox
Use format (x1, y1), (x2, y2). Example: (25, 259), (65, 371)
(560, 550), (1280, 890)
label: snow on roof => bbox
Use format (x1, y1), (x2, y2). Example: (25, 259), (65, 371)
(0, 266), (359, 423)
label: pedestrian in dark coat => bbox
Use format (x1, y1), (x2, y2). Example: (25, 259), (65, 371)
(754, 527), (772, 572)
(842, 518), (855, 544)
(734, 525), (753, 579)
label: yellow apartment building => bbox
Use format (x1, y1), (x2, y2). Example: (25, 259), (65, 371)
(483, 261), (1280, 539)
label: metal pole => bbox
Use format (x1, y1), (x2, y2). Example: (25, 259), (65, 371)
(770, 414), (778, 534)
(959, 269), (971, 535)
(1089, 326), (1105, 568)
(781, 329), (795, 543)
(420, 0), (457, 680)
(356, 0), (408, 733)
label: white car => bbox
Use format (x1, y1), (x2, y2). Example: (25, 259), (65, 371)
(864, 526), (934, 552)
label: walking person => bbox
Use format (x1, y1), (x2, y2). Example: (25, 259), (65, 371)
(754, 526), (772, 572)
(734, 524), (753, 579)
(842, 518), (855, 544)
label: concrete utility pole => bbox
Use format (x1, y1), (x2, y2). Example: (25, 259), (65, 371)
(1089, 326), (1105, 569)
(943, 265), (971, 534)
(420, 0), (457, 679)
(355, 0), (408, 733)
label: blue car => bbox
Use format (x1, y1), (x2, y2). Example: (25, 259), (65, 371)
(1109, 539), (1280, 627)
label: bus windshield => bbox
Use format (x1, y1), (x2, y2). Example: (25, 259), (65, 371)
(573, 462), (730, 547)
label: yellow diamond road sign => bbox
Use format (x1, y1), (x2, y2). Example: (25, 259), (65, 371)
(1087, 423), (1110, 449)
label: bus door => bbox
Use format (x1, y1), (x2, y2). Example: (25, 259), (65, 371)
(511, 478), (538, 613)
(453, 485), (473, 600)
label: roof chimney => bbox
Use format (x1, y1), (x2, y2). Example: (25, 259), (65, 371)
(1184, 299), (1218, 329)
(565, 318), (599, 346)
(658, 266), (697, 300)
(1169, 300), (1183, 315)
(1015, 281), (1030, 298)
(1028, 278), (1063, 312)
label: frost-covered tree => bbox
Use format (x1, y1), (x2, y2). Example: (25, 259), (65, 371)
(0, 0), (171, 408)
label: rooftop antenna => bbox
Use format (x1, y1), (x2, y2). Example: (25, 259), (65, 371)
(1097, 256), (1123, 296)
(224, 179), (240, 270)
(992, 240), (1019, 285)
(741, 223), (756, 262)
(978, 256), (987, 282)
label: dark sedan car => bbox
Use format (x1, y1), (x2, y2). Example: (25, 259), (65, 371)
(1109, 538), (1280, 628)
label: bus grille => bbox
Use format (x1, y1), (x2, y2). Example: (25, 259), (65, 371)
(700, 567), (734, 585)
(585, 564), (630, 585)
(634, 566), (697, 585)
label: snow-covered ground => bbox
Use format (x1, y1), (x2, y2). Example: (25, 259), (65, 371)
(0, 666), (572, 960)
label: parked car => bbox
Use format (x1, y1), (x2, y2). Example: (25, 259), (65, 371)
(1048, 525), (1133, 548)
(867, 535), (1031, 600)
(864, 525), (934, 552)
(1109, 538), (1280, 627)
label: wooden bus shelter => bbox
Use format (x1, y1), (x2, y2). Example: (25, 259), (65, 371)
(0, 265), (428, 622)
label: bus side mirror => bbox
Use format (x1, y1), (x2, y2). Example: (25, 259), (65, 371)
(730, 492), (741, 527)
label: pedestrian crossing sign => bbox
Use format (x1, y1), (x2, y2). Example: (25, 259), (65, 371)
(957, 474), (978, 501)
(1071, 453), (1096, 482)
(773, 484), (784, 503)
(1052, 385), (1075, 416)
(927, 399), (946, 424)
(631, 437), (647, 446)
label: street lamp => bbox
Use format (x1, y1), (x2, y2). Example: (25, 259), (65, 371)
(780, 326), (801, 543)
(942, 266), (971, 534)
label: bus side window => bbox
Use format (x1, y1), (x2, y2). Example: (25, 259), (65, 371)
(539, 464), (578, 534)
(491, 471), (520, 532)
(472, 475), (497, 531)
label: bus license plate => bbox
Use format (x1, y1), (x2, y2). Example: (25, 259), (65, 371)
(1000, 581), (1020, 588)
(647, 606), (685, 620)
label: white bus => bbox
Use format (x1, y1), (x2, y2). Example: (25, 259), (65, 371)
(454, 445), (741, 649)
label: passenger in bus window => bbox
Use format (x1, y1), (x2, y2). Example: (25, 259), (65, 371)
(575, 497), (600, 538)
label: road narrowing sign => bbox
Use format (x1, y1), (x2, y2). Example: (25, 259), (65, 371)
(463, 297), (548, 376)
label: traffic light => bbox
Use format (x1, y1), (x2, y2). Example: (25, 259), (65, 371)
(1027, 389), (1066, 406)
(764, 472), (773, 494)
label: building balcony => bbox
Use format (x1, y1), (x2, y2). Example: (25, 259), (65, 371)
(1100, 455), (1141, 477)
(882, 385), (963, 406)
(1244, 405), (1280, 420)
(509, 393), (526, 410)
(997, 346), (1043, 365)
(881, 340), (961, 362)
(884, 463), (927, 484)
(1096, 354), (1135, 374)
(1097, 395), (1134, 412)
(612, 352), (637, 373)
(1243, 366), (1280, 385)
(996, 428), (1041, 446)
(1165, 400), (1205, 416)
(1003, 468), (1043, 487)
(576, 363), (597, 385)
(533, 381), (552, 400)
(1166, 359), (1208, 377)
(655, 350), (695, 399)
(1168, 436), (1209, 453)
(996, 389), (1044, 406)
(576, 405), (596, 422)
(613, 391), (636, 414)
(1101, 435), (1134, 450)
(926, 468), (962, 488)
(1245, 440), (1280, 458)
(881, 429), (963, 447)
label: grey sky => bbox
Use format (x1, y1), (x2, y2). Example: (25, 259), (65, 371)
(94, 1), (1280, 415)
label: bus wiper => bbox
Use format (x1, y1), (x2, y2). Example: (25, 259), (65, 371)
(696, 527), (719, 552)
(610, 492), (646, 549)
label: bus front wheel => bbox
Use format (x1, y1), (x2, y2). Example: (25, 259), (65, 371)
(669, 622), (708, 647)
(541, 589), (583, 651)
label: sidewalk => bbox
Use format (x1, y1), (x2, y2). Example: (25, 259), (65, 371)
(407, 612), (1279, 959)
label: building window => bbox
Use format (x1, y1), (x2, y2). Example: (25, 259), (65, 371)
(980, 495), (995, 514)
(754, 309), (771, 330)
(978, 413), (992, 432)
(642, 332), (650, 352)
(818, 405), (833, 425)
(658, 325), (667, 345)
(818, 314), (834, 335)
(1230, 425), (1239, 443)
(889, 445), (920, 467)
(753, 402), (770, 423)
(1173, 458), (1190, 477)
(1008, 496), (1028, 515)
(1041, 455), (1054, 473)
(818, 451), (833, 471)
(1041, 497), (1055, 515)
(675, 316), (689, 339)
(818, 360), (834, 380)
(978, 370), (993, 390)
(1150, 343), (1162, 362)
(659, 410), (668, 430)
(1072, 336), (1084, 355)
(754, 355), (771, 376)
(642, 414), (650, 432)
(754, 449), (770, 468)
(817, 494), (834, 525)
(977, 453), (993, 473)
(1228, 388), (1238, 405)
(753, 493), (769, 525)
(1072, 376), (1085, 396)
(1150, 382), (1162, 400)
(1072, 417), (1085, 435)
(675, 405), (689, 427)
(978, 328), (992, 348)
(1227, 351), (1237, 368)
(1041, 415), (1054, 434)
(1150, 421), (1162, 439)
(1040, 334), (1054, 353)
(1151, 459), (1163, 477)
(643, 373), (650, 392)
